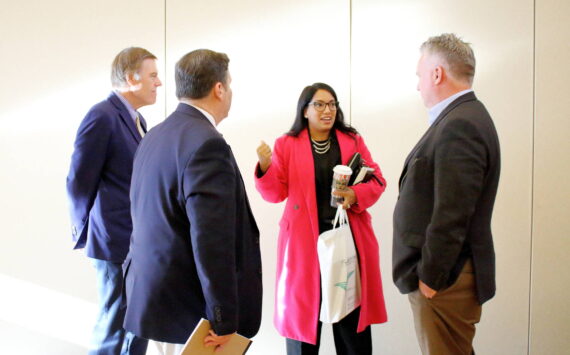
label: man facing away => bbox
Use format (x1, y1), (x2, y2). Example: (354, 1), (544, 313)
(393, 33), (501, 354)
(123, 49), (263, 355)
(67, 47), (162, 354)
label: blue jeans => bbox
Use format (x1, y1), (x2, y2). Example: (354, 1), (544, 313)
(90, 259), (148, 355)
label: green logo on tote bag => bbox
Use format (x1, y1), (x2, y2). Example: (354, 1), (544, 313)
(335, 270), (355, 290)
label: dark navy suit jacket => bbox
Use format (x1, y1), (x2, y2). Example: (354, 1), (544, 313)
(393, 92), (501, 304)
(123, 103), (262, 343)
(67, 92), (146, 262)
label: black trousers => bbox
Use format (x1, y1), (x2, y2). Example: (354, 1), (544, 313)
(286, 307), (372, 355)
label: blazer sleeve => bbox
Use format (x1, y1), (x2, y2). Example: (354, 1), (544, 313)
(418, 117), (487, 290)
(183, 136), (239, 336)
(254, 136), (289, 203)
(349, 135), (387, 214)
(66, 108), (112, 247)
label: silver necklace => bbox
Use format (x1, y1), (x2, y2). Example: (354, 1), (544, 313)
(311, 137), (331, 154)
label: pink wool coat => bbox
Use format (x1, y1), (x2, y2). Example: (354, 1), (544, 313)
(255, 128), (388, 344)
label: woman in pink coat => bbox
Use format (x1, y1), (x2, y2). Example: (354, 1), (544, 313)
(255, 83), (387, 354)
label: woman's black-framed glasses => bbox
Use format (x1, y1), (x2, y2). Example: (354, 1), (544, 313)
(309, 101), (339, 112)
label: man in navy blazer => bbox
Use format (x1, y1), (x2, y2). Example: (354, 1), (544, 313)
(393, 34), (501, 354)
(66, 47), (162, 354)
(123, 49), (262, 353)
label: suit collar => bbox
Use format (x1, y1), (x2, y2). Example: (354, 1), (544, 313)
(177, 102), (217, 129)
(108, 92), (143, 143)
(175, 102), (209, 120)
(112, 90), (138, 121)
(431, 91), (477, 128)
(428, 89), (473, 125)
(400, 91), (478, 181)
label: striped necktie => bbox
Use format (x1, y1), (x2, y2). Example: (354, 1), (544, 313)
(135, 114), (145, 138)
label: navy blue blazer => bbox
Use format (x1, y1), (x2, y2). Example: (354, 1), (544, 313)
(66, 92), (146, 262)
(123, 103), (262, 343)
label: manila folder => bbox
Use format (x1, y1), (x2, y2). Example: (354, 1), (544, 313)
(180, 318), (252, 355)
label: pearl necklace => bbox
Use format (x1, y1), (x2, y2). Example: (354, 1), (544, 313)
(311, 136), (331, 154)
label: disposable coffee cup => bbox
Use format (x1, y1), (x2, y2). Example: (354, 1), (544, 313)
(330, 165), (353, 207)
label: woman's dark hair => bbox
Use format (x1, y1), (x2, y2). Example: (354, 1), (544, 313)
(287, 82), (358, 137)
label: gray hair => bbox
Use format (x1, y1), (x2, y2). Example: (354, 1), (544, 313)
(421, 33), (476, 84)
(111, 47), (157, 88)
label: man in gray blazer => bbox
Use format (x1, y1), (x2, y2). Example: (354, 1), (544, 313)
(393, 34), (501, 354)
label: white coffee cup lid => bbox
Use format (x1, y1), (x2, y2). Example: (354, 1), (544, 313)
(333, 165), (353, 175)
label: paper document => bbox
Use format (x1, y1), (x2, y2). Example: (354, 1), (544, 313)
(180, 318), (252, 355)
(353, 166), (374, 185)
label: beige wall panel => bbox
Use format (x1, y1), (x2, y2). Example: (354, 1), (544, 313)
(352, 0), (534, 353)
(531, 0), (570, 354)
(0, 1), (164, 353)
(166, 1), (350, 353)
(2, 0), (565, 353)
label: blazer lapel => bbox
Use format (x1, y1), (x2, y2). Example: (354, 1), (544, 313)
(294, 129), (320, 238)
(335, 130), (357, 165)
(399, 92), (477, 185)
(399, 126), (433, 185)
(108, 93), (142, 143)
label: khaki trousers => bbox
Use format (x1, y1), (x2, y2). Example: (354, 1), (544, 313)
(408, 260), (482, 355)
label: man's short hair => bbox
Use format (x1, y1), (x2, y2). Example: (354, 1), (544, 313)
(421, 33), (476, 84)
(111, 47), (157, 88)
(175, 49), (230, 100)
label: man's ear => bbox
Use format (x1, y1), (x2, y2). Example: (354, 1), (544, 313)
(126, 72), (140, 87)
(433, 66), (444, 85)
(213, 82), (224, 100)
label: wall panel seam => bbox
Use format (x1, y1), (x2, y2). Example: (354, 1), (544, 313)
(164, 0), (168, 119)
(528, 0), (536, 354)
(349, 0), (352, 125)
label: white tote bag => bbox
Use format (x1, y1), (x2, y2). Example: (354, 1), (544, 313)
(317, 206), (362, 323)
